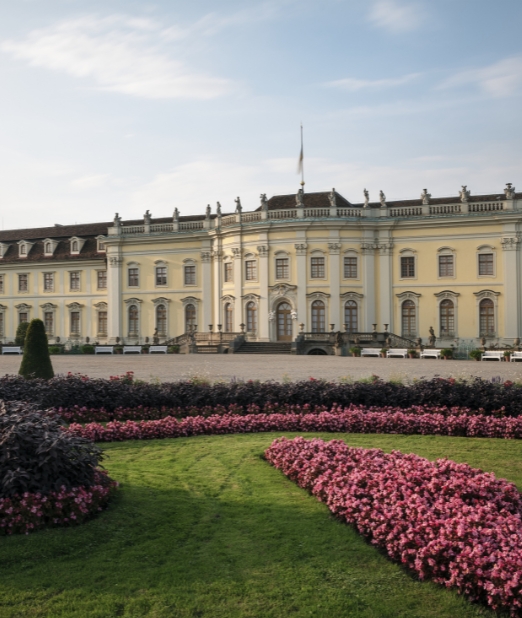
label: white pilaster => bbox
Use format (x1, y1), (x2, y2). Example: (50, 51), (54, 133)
(258, 238), (269, 341)
(233, 246), (243, 331)
(201, 246), (212, 331)
(107, 248), (123, 343)
(212, 240), (222, 329)
(361, 240), (376, 330)
(378, 233), (394, 330)
(328, 238), (341, 330)
(501, 233), (520, 340)
(295, 236), (307, 330)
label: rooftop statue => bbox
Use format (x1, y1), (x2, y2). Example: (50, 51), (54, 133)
(216, 201), (222, 216)
(235, 197), (242, 213)
(459, 185), (470, 203)
(173, 207), (179, 222)
(363, 188), (369, 208)
(328, 188), (336, 208)
(113, 213), (122, 227)
(421, 188), (431, 205)
(260, 193), (268, 211)
(205, 204), (211, 219)
(144, 210), (152, 225)
(296, 188), (304, 207)
(505, 183), (516, 200)
(379, 190), (386, 206)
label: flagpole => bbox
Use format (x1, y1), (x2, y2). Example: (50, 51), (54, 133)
(300, 123), (305, 188)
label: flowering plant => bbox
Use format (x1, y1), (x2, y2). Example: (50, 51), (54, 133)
(265, 437), (522, 615)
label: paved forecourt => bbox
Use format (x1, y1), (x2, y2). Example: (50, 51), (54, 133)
(0, 354), (521, 382)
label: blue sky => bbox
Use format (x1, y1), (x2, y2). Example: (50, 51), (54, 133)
(1, 0), (522, 228)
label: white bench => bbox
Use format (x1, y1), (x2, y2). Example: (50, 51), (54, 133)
(387, 348), (408, 358)
(2, 346), (22, 355)
(94, 346), (114, 354)
(123, 345), (142, 354)
(481, 350), (504, 361)
(149, 345), (168, 354)
(360, 348), (381, 357)
(510, 351), (522, 362)
(420, 349), (441, 359)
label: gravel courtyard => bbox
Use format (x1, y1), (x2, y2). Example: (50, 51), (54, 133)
(1, 354), (521, 382)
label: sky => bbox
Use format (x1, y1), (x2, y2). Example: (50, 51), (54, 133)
(1, 0), (522, 228)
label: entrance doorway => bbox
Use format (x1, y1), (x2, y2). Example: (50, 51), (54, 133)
(276, 302), (292, 341)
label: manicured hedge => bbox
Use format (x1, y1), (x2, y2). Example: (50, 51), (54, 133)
(0, 373), (521, 416)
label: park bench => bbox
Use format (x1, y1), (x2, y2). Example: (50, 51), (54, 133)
(123, 345), (142, 354)
(149, 345), (168, 354)
(386, 348), (408, 358)
(420, 349), (441, 359)
(94, 346), (114, 354)
(360, 348), (381, 357)
(1, 346), (22, 354)
(481, 350), (504, 361)
(510, 351), (522, 362)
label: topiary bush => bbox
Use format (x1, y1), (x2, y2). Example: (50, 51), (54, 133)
(81, 344), (95, 354)
(14, 322), (30, 347)
(19, 319), (54, 380)
(0, 400), (105, 498)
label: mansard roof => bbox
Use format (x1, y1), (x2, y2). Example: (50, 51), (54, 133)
(259, 190), (353, 211)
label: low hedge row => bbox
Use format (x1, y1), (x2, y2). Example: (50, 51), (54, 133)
(0, 373), (520, 416)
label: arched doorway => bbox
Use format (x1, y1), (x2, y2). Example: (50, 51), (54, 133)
(276, 302), (292, 341)
(401, 300), (416, 337)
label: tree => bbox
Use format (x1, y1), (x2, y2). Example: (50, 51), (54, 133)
(14, 322), (30, 346)
(19, 319), (54, 380)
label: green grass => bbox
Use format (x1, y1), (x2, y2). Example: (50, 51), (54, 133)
(2, 433), (522, 618)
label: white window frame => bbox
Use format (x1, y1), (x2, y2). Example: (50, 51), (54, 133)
(124, 298), (143, 340)
(18, 273), (29, 293)
(127, 262), (140, 288)
(224, 259), (233, 283)
(474, 289), (499, 338)
(434, 290), (459, 339)
(244, 254), (258, 282)
(274, 252), (290, 281)
(343, 251), (359, 280)
(69, 236), (86, 256)
(66, 302), (83, 337)
(399, 249), (417, 281)
(183, 259), (197, 287)
(437, 247), (456, 280)
(477, 245), (496, 278)
(181, 296), (200, 332)
(395, 291), (421, 338)
(96, 236), (106, 253)
(154, 261), (168, 287)
(15, 303), (31, 324)
(340, 291), (364, 332)
(96, 269), (107, 290)
(94, 302), (108, 338)
(43, 272), (55, 293)
(69, 270), (81, 292)
(41, 303), (57, 337)
(309, 251), (327, 280)
(152, 297), (171, 338)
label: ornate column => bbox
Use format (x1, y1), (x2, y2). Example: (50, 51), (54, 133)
(361, 241), (376, 330)
(501, 234), (520, 340)
(328, 241), (341, 330)
(378, 239), (394, 332)
(257, 243), (269, 341)
(295, 242), (307, 331)
(232, 247), (243, 331)
(212, 243), (223, 329)
(201, 248), (212, 331)
(107, 253), (123, 343)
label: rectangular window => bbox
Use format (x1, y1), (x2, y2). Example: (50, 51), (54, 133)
(184, 265), (196, 285)
(44, 311), (54, 335)
(343, 256), (357, 279)
(70, 271), (80, 291)
(310, 257), (325, 279)
(438, 255), (454, 277)
(245, 260), (257, 281)
(400, 256), (415, 278)
(70, 311), (80, 335)
(43, 272), (54, 292)
(97, 270), (107, 289)
(275, 258), (289, 279)
(0, 313), (3, 336)
(224, 262), (233, 282)
(478, 253), (494, 276)
(98, 311), (107, 336)
(128, 268), (139, 287)
(18, 274), (28, 292)
(0, 275), (4, 294)
(156, 266), (167, 286)
(19, 312), (28, 324)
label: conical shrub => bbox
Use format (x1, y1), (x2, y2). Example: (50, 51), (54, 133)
(19, 319), (54, 380)
(14, 321), (29, 346)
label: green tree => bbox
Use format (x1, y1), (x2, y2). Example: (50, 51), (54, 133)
(14, 322), (30, 347)
(19, 319), (54, 380)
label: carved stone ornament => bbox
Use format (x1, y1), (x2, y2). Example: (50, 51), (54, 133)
(434, 290), (460, 300)
(257, 245), (268, 257)
(216, 202), (222, 216)
(205, 204), (211, 219)
(306, 291), (331, 301)
(232, 247), (242, 259)
(234, 197), (242, 213)
(66, 301), (84, 309)
(363, 188), (370, 208)
(328, 188), (336, 208)
(180, 296), (200, 308)
(294, 243), (307, 255)
(378, 242), (394, 256)
(211, 249), (223, 260)
(143, 210), (152, 225)
(395, 291), (421, 302)
(122, 298), (141, 306)
(379, 190), (386, 207)
(296, 188), (304, 207)
(420, 188), (431, 205)
(501, 236), (520, 251)
(200, 251), (211, 262)
(504, 183), (516, 200)
(40, 302), (57, 310)
(360, 241), (376, 254)
(260, 194), (268, 211)
(290, 310), (298, 320)
(109, 256), (123, 267)
(152, 297), (171, 305)
(328, 242), (341, 254)
(268, 311), (275, 322)
(242, 293), (260, 303)
(94, 301), (107, 308)
(15, 302), (32, 310)
(270, 283), (297, 298)
(459, 185), (470, 203)
(473, 289), (500, 300)
(340, 291), (364, 301)
(113, 213), (122, 227)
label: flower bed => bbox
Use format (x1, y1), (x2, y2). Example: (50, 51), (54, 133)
(265, 437), (522, 615)
(67, 407), (522, 442)
(0, 470), (118, 535)
(1, 373), (522, 416)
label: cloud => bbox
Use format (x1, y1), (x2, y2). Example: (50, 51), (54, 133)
(1, 14), (235, 100)
(325, 72), (420, 92)
(368, 0), (425, 34)
(70, 173), (110, 189)
(438, 56), (522, 98)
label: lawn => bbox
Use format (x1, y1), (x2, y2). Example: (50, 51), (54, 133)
(1, 432), (521, 618)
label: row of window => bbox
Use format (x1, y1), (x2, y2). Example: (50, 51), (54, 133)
(400, 253), (494, 279)
(0, 271), (107, 293)
(13, 237), (106, 259)
(11, 309), (107, 337)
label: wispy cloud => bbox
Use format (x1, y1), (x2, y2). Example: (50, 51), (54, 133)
(1, 14), (236, 100)
(325, 72), (420, 92)
(438, 56), (522, 98)
(368, 0), (425, 34)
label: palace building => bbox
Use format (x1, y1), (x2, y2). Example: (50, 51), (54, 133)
(0, 183), (520, 352)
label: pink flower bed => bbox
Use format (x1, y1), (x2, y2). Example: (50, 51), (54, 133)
(67, 407), (522, 443)
(265, 437), (522, 615)
(0, 471), (118, 535)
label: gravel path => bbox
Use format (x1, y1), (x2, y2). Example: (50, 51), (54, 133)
(1, 354), (521, 382)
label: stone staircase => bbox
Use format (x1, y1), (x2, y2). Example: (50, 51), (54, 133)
(235, 341), (292, 354)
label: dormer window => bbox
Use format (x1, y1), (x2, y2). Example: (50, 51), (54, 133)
(72, 241), (78, 252)
(96, 236), (106, 252)
(17, 240), (34, 258)
(20, 245), (26, 255)
(45, 243), (51, 253)
(43, 238), (58, 257)
(69, 237), (85, 255)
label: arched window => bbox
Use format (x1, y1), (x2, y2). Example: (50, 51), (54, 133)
(401, 300), (416, 337)
(344, 300), (357, 332)
(45, 243), (51, 254)
(156, 304), (167, 336)
(20, 245), (26, 255)
(224, 303), (233, 332)
(479, 299), (495, 335)
(128, 305), (139, 337)
(311, 300), (325, 333)
(440, 299), (454, 337)
(185, 304), (196, 332)
(246, 302), (257, 332)
(72, 241), (78, 252)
